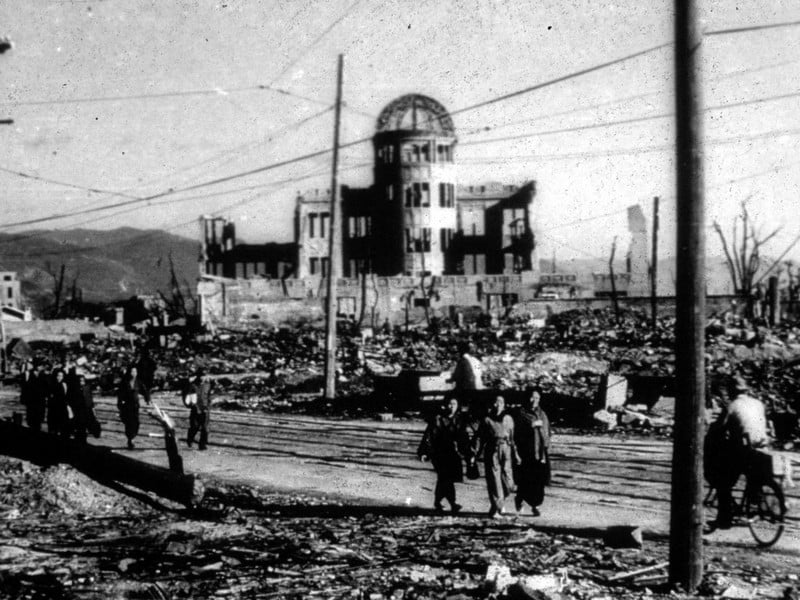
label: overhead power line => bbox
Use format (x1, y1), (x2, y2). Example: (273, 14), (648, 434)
(461, 89), (800, 146)
(38, 40), (672, 221)
(264, 0), (364, 89)
(448, 42), (672, 118)
(5, 37), (794, 232)
(1, 83), (333, 109)
(461, 57), (800, 137)
(459, 123), (800, 162)
(0, 162), (370, 256)
(706, 18), (800, 36)
(0, 166), (138, 199)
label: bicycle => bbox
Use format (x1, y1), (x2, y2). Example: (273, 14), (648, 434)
(704, 446), (788, 547)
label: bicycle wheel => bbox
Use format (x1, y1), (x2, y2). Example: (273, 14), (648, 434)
(746, 479), (786, 547)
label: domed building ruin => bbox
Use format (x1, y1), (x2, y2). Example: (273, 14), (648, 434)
(199, 94), (541, 324)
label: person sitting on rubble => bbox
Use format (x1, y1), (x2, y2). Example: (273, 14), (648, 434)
(706, 376), (771, 530)
(472, 396), (518, 518)
(448, 341), (484, 395)
(418, 397), (469, 515)
(184, 368), (212, 451)
(117, 365), (151, 450)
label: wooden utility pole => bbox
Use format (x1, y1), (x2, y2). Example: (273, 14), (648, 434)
(670, 0), (706, 591)
(651, 196), (660, 329)
(323, 54), (344, 401)
(608, 237), (621, 323)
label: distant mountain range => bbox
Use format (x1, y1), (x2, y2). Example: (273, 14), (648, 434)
(0, 228), (199, 314)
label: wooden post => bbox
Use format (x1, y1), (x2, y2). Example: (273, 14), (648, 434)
(323, 54), (344, 401)
(670, 0), (706, 590)
(608, 237), (621, 323)
(0, 316), (6, 376)
(651, 196), (660, 330)
(768, 275), (780, 325)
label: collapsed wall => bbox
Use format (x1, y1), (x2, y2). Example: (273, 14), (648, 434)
(197, 272), (538, 327)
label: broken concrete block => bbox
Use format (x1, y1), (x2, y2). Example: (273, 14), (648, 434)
(484, 563), (516, 594)
(117, 558), (137, 573)
(593, 409), (617, 430)
(603, 525), (643, 549)
(721, 584), (754, 599)
(604, 374), (628, 409)
(651, 396), (675, 416)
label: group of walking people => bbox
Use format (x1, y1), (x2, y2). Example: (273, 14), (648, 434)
(18, 347), (213, 453)
(19, 360), (100, 443)
(418, 390), (552, 518)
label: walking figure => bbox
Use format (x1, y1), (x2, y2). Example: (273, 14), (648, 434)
(184, 369), (212, 451)
(473, 396), (518, 518)
(418, 397), (468, 515)
(20, 361), (47, 432)
(117, 365), (150, 450)
(512, 390), (552, 516)
(48, 369), (70, 438)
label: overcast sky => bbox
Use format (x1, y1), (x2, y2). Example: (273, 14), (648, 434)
(1, 0), (799, 264)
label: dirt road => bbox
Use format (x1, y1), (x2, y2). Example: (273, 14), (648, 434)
(2, 390), (798, 550)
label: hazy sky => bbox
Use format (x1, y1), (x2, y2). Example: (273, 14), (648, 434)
(1, 0), (799, 264)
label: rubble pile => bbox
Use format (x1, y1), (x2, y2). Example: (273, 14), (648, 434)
(13, 308), (800, 433)
(1, 456), (796, 600)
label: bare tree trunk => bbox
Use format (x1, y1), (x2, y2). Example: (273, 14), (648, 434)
(52, 264), (66, 318)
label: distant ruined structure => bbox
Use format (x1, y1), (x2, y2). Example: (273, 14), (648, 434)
(198, 94), (544, 325)
(197, 94), (652, 325)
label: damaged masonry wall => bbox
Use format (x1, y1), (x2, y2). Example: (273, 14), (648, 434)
(198, 272), (538, 327)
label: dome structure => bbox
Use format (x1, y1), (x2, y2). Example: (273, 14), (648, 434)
(376, 94), (455, 136)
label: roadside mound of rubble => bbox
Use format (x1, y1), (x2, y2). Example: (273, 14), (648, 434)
(0, 458), (153, 520)
(2, 455), (798, 600)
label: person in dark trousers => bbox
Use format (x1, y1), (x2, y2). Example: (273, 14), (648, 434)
(706, 376), (770, 530)
(473, 396), (518, 518)
(20, 360), (47, 431)
(418, 397), (468, 514)
(185, 369), (212, 451)
(136, 346), (156, 394)
(512, 390), (552, 516)
(68, 373), (99, 443)
(117, 365), (150, 450)
(47, 369), (71, 437)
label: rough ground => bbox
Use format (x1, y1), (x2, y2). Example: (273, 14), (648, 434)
(1, 391), (799, 599)
(1, 454), (799, 600)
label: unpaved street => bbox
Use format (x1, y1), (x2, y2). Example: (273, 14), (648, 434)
(2, 389), (797, 551)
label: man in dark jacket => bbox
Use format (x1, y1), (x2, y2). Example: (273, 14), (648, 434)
(418, 397), (468, 514)
(20, 361), (48, 431)
(185, 369), (212, 451)
(117, 365), (151, 450)
(68, 374), (98, 443)
(48, 369), (70, 437)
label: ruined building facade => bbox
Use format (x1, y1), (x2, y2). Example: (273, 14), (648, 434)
(201, 94), (538, 283)
(199, 94), (542, 325)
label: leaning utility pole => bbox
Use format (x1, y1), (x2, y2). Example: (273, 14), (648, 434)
(669, 0), (706, 591)
(323, 54), (344, 401)
(650, 196), (660, 329)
